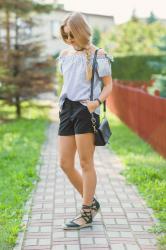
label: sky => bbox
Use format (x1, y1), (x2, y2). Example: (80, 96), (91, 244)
(56, 0), (166, 24)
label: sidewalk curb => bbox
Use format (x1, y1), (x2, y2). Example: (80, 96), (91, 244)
(13, 130), (49, 250)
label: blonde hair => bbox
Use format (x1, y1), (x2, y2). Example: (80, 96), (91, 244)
(60, 12), (93, 81)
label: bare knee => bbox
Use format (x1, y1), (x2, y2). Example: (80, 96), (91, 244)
(58, 135), (76, 173)
(80, 158), (94, 171)
(59, 158), (74, 173)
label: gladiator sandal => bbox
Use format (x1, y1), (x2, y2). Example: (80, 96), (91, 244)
(91, 197), (101, 219)
(63, 204), (92, 230)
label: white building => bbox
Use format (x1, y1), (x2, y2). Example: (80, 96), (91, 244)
(0, 6), (114, 56)
(33, 8), (114, 56)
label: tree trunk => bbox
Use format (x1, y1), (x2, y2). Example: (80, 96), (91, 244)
(14, 14), (21, 118)
(5, 9), (10, 64)
(15, 95), (21, 118)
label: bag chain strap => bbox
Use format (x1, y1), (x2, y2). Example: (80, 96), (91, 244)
(89, 49), (98, 133)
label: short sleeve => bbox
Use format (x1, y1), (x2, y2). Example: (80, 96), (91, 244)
(96, 54), (114, 77)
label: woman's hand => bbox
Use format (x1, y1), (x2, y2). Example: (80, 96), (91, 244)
(82, 100), (100, 113)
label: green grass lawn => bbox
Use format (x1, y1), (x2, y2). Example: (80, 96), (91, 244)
(0, 100), (51, 249)
(106, 111), (166, 248)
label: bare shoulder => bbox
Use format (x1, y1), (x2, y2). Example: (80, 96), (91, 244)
(59, 49), (70, 57)
(97, 48), (106, 56)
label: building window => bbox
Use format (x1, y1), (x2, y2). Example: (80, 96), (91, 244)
(50, 20), (60, 39)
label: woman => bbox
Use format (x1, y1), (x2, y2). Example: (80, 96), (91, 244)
(57, 12), (113, 230)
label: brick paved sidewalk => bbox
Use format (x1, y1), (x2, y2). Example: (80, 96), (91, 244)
(14, 119), (158, 250)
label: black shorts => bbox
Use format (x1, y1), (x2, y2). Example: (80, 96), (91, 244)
(58, 98), (100, 136)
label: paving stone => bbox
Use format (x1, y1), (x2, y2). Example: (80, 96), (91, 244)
(111, 244), (126, 250)
(101, 207), (112, 212)
(13, 118), (157, 250)
(125, 244), (140, 250)
(112, 208), (124, 213)
(120, 232), (133, 237)
(116, 219), (128, 225)
(42, 213), (53, 219)
(24, 239), (37, 246)
(66, 231), (79, 237)
(40, 226), (52, 233)
(66, 245), (80, 250)
(137, 238), (154, 245)
(126, 213), (138, 219)
(104, 218), (116, 225)
(80, 238), (93, 244)
(66, 208), (77, 213)
(30, 213), (41, 219)
(131, 225), (144, 231)
(91, 224), (105, 231)
(53, 219), (64, 225)
(38, 238), (51, 245)
(27, 226), (39, 233)
(24, 247), (50, 250)
(52, 246), (65, 250)
(94, 237), (108, 244)
(108, 231), (120, 237)
(54, 207), (65, 213)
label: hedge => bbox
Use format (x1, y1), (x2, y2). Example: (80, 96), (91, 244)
(112, 54), (165, 81)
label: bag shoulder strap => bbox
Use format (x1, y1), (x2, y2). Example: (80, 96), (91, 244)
(90, 48), (106, 115)
(90, 49), (99, 101)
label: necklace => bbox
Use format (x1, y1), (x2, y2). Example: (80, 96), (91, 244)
(73, 45), (84, 51)
(73, 43), (93, 52)
(75, 48), (84, 51)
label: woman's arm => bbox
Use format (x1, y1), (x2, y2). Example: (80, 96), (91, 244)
(97, 75), (112, 103)
(86, 75), (112, 112)
(86, 48), (113, 113)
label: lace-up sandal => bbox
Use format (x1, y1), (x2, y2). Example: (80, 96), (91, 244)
(91, 197), (100, 219)
(63, 204), (92, 230)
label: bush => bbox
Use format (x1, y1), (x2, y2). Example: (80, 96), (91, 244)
(112, 54), (165, 81)
(148, 75), (166, 98)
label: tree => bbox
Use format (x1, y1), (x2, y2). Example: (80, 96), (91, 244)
(100, 20), (166, 56)
(131, 9), (139, 22)
(148, 36), (166, 98)
(147, 11), (157, 24)
(92, 27), (101, 46)
(0, 0), (56, 118)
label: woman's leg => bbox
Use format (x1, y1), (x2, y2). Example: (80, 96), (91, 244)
(60, 133), (100, 229)
(58, 135), (83, 195)
(75, 133), (96, 206)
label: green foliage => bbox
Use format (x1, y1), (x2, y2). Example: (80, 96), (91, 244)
(100, 20), (166, 56)
(130, 9), (139, 22)
(0, 99), (51, 121)
(0, 100), (50, 249)
(54, 52), (64, 96)
(147, 11), (157, 24)
(148, 36), (166, 97)
(0, 0), (56, 118)
(56, 70), (63, 97)
(106, 112), (166, 248)
(148, 75), (166, 97)
(148, 36), (166, 73)
(92, 27), (101, 46)
(0, 66), (8, 78)
(112, 54), (165, 81)
(0, 0), (54, 15)
(158, 234), (166, 249)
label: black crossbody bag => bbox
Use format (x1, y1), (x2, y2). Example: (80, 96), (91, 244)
(90, 49), (112, 146)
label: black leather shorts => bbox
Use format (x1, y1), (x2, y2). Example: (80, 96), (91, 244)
(58, 98), (100, 136)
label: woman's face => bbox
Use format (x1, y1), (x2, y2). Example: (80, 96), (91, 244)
(63, 24), (78, 48)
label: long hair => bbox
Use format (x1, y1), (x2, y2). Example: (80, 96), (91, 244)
(60, 12), (93, 81)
